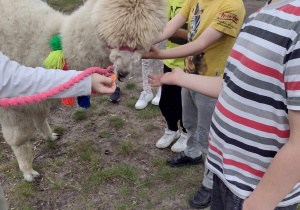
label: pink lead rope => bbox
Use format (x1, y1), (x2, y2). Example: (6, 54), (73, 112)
(0, 66), (114, 108)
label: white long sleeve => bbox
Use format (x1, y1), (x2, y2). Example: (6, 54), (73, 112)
(0, 51), (91, 99)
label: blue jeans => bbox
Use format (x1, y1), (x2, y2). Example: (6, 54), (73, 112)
(211, 175), (298, 210)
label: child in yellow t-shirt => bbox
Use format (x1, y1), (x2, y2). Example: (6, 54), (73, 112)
(143, 0), (245, 208)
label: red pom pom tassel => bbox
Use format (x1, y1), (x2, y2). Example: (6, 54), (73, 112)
(61, 97), (75, 106)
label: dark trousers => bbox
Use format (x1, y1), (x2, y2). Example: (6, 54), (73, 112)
(159, 65), (186, 133)
(211, 175), (298, 210)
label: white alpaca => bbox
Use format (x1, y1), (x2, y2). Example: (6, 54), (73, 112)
(0, 0), (166, 181)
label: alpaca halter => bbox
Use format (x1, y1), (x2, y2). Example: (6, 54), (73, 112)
(0, 66), (115, 108)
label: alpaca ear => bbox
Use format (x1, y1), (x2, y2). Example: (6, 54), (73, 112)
(109, 49), (121, 62)
(132, 49), (146, 64)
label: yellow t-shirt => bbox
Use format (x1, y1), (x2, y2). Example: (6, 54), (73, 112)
(163, 0), (187, 69)
(180, 0), (245, 77)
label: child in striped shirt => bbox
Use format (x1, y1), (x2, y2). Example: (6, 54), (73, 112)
(149, 0), (300, 209)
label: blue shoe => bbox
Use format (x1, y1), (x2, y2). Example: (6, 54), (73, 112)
(110, 87), (120, 102)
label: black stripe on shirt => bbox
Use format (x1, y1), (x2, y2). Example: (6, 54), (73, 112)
(242, 25), (293, 50)
(224, 74), (288, 113)
(211, 122), (278, 158)
(284, 48), (300, 64)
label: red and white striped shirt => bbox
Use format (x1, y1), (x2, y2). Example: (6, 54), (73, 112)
(206, 0), (300, 206)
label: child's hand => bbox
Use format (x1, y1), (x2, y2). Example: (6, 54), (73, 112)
(142, 45), (161, 59)
(91, 74), (116, 95)
(148, 68), (184, 87)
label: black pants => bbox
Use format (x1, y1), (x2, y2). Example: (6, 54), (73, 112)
(211, 175), (298, 210)
(159, 65), (186, 132)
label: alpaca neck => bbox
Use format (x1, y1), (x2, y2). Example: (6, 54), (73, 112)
(60, 6), (111, 70)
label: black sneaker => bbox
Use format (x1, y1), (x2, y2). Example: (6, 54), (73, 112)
(166, 151), (202, 167)
(110, 87), (120, 102)
(189, 185), (212, 209)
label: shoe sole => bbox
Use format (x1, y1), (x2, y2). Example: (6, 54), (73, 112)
(135, 104), (148, 110)
(167, 159), (203, 167)
(156, 134), (180, 149)
(151, 101), (159, 105)
(189, 199), (210, 209)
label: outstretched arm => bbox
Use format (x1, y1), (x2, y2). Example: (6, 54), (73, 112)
(243, 109), (300, 210)
(149, 68), (222, 99)
(0, 51), (116, 99)
(154, 13), (188, 44)
(144, 27), (224, 59)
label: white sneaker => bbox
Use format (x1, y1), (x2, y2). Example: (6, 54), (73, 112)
(156, 128), (180, 148)
(135, 91), (153, 110)
(171, 132), (188, 152)
(151, 87), (161, 105)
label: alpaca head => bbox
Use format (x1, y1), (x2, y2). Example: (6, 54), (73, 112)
(91, 0), (167, 80)
(108, 47), (145, 81)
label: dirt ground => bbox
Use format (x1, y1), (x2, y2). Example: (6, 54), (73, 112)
(0, 1), (267, 210)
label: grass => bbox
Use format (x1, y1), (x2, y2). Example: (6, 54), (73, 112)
(97, 108), (108, 116)
(128, 129), (141, 138)
(109, 116), (124, 129)
(13, 181), (34, 199)
(47, 140), (57, 150)
(150, 157), (166, 167)
(125, 82), (136, 89)
(136, 104), (161, 119)
(98, 130), (111, 138)
(126, 95), (138, 108)
(98, 97), (110, 104)
(144, 123), (159, 132)
(118, 140), (137, 155)
(73, 109), (88, 120)
(85, 164), (138, 190)
(53, 126), (65, 135)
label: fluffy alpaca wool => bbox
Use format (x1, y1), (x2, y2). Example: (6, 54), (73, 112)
(0, 0), (167, 182)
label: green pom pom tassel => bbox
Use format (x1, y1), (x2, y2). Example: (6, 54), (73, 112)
(49, 35), (62, 51)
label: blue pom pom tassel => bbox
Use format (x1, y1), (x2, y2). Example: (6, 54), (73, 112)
(77, 96), (91, 109)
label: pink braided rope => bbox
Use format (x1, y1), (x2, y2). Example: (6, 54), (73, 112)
(0, 66), (115, 108)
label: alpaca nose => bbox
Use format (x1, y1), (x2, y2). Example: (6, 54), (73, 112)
(117, 71), (129, 82)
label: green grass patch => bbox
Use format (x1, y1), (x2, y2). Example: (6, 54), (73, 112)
(53, 126), (65, 135)
(90, 154), (101, 172)
(128, 129), (141, 138)
(98, 130), (111, 138)
(150, 157), (166, 167)
(98, 97), (110, 104)
(136, 104), (161, 119)
(156, 166), (181, 183)
(22, 203), (33, 210)
(125, 82), (136, 89)
(118, 183), (134, 196)
(73, 109), (87, 121)
(126, 100), (136, 108)
(144, 123), (159, 132)
(13, 181), (34, 199)
(115, 202), (131, 210)
(109, 116), (124, 129)
(46, 176), (65, 190)
(0, 160), (19, 172)
(47, 159), (65, 168)
(118, 140), (137, 155)
(47, 140), (57, 150)
(126, 95), (138, 108)
(97, 108), (108, 116)
(86, 164), (138, 190)
(89, 103), (97, 109)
